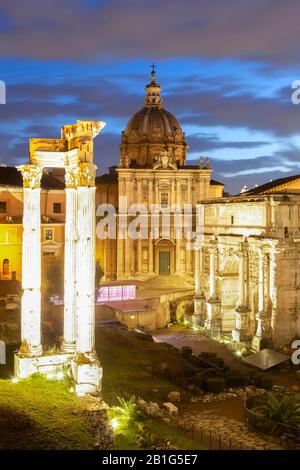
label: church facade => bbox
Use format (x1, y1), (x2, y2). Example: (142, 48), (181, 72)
(96, 69), (223, 282)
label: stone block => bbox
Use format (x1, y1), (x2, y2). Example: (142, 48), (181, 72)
(71, 357), (102, 395)
(14, 352), (71, 379)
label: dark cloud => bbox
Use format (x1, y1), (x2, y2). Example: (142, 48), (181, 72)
(171, 88), (300, 138)
(1, 0), (300, 65)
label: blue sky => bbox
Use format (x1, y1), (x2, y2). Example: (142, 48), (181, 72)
(0, 0), (300, 193)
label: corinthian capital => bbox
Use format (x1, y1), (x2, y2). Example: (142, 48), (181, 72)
(17, 164), (43, 189)
(77, 163), (97, 187)
(65, 165), (80, 188)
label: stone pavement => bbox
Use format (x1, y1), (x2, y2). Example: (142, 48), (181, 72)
(180, 410), (282, 450)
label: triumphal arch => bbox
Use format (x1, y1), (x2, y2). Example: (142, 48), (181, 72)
(14, 120), (105, 395)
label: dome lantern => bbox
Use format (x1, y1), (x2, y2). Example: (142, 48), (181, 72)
(145, 64), (162, 108)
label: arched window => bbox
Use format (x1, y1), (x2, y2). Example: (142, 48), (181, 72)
(2, 259), (9, 276)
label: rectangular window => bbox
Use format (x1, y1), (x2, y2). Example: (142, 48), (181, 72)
(53, 203), (62, 214)
(231, 215), (234, 225)
(0, 202), (7, 213)
(45, 229), (53, 241)
(161, 192), (168, 207)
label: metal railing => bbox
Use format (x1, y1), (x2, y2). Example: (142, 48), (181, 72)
(245, 395), (300, 449)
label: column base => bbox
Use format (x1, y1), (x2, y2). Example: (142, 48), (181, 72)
(71, 353), (102, 396)
(61, 341), (77, 354)
(14, 352), (71, 379)
(19, 340), (43, 357)
(232, 328), (248, 343)
(232, 305), (251, 342)
(205, 298), (222, 332)
(194, 294), (206, 327)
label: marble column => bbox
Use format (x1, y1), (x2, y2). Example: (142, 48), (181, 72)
(205, 243), (222, 331)
(72, 163), (102, 394)
(117, 176), (126, 279)
(124, 236), (131, 276)
(171, 180), (175, 206)
(117, 234), (125, 278)
(252, 247), (268, 351)
(62, 173), (78, 353)
(137, 237), (143, 273)
(175, 238), (181, 273)
(269, 246), (277, 332)
(130, 238), (136, 276)
(75, 185), (96, 355)
(194, 246), (206, 326)
(148, 235), (154, 273)
(18, 165), (43, 357)
(185, 244), (191, 274)
(148, 179), (154, 274)
(232, 241), (251, 343)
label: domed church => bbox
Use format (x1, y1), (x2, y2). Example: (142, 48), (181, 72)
(120, 68), (188, 168)
(96, 69), (224, 283)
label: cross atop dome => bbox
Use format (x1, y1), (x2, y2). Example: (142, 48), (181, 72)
(150, 63), (157, 83)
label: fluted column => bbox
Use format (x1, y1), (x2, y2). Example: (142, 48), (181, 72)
(137, 237), (143, 273)
(194, 246), (206, 326)
(252, 246), (268, 351)
(117, 176), (126, 278)
(75, 186), (96, 354)
(232, 241), (251, 342)
(62, 171), (78, 353)
(124, 236), (131, 276)
(18, 165), (43, 357)
(186, 243), (192, 274)
(205, 243), (222, 331)
(176, 238), (181, 273)
(148, 235), (154, 273)
(171, 180), (175, 206)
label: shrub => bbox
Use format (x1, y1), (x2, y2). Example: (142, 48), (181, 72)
(205, 377), (226, 394)
(252, 392), (300, 429)
(225, 373), (245, 388)
(254, 374), (273, 390)
(194, 372), (206, 388)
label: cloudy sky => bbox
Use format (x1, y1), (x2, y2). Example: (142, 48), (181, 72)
(0, 0), (300, 193)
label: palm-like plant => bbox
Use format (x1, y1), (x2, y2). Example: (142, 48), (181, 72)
(109, 395), (139, 426)
(252, 392), (300, 429)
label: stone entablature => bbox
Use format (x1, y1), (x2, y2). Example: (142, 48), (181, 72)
(194, 194), (300, 349)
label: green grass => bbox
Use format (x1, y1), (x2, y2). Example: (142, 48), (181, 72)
(96, 327), (188, 405)
(0, 325), (206, 450)
(0, 374), (95, 450)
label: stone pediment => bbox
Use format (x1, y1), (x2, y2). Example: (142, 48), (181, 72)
(153, 150), (177, 170)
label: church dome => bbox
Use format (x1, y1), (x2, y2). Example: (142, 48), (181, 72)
(124, 107), (182, 140)
(120, 68), (188, 168)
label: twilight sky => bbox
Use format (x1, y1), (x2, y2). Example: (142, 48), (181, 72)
(1, 0), (300, 193)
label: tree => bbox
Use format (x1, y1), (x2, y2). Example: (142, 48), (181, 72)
(252, 392), (300, 429)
